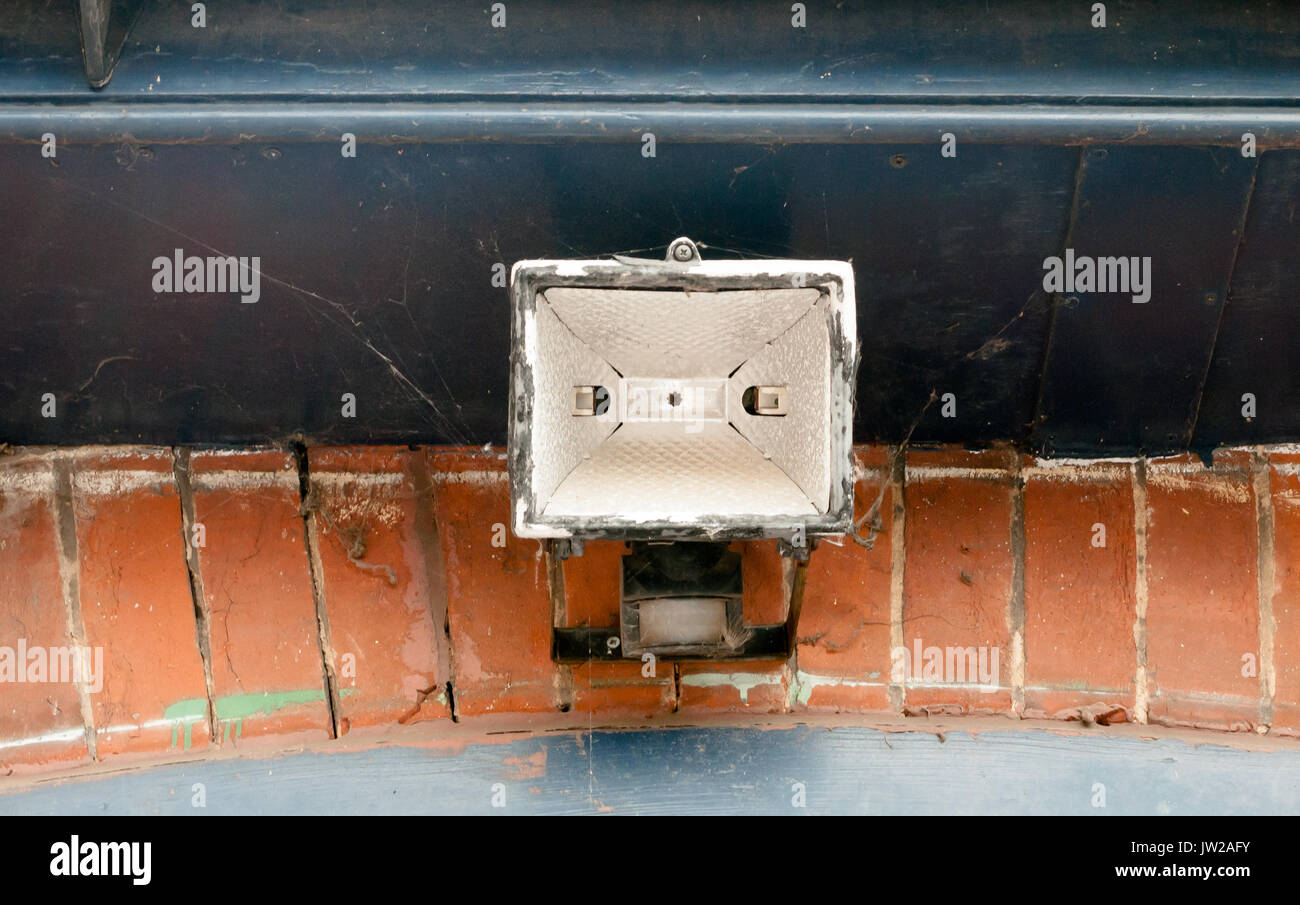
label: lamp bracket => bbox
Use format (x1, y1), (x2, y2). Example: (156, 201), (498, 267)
(550, 539), (809, 662)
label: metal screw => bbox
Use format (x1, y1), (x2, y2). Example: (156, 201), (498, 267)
(667, 237), (699, 263)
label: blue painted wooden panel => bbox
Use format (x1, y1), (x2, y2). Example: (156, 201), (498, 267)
(1033, 145), (1256, 456)
(1194, 151), (1300, 451)
(0, 142), (1077, 447)
(6, 0), (1300, 103)
(3, 726), (1299, 815)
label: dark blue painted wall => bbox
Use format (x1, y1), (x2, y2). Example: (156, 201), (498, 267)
(1, 1), (1298, 456)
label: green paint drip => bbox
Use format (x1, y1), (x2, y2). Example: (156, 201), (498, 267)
(162, 698), (207, 751)
(164, 688), (355, 749)
(214, 689), (325, 720)
(789, 671), (888, 707)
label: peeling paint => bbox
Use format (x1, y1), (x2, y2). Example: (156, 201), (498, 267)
(503, 748), (547, 780)
(72, 470), (173, 495)
(905, 466), (1010, 482)
(1145, 469), (1253, 504)
(0, 470), (55, 493)
(438, 470), (508, 485)
(1023, 463), (1133, 482)
(190, 470), (301, 491)
(311, 471), (405, 487)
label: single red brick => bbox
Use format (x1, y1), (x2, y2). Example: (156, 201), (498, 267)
(854, 444), (892, 469)
(307, 448), (449, 731)
(559, 542), (678, 718)
(902, 448), (1015, 714)
(563, 541), (624, 630)
(189, 449), (332, 745)
(1210, 449), (1255, 469)
(72, 449), (212, 757)
(741, 540), (788, 625)
(905, 447), (1020, 471)
(793, 449), (893, 712)
(0, 454), (90, 773)
(1144, 456), (1259, 730)
(1023, 463), (1137, 718)
(428, 449), (559, 717)
(570, 660), (675, 720)
(678, 659), (790, 712)
(1268, 460), (1300, 735)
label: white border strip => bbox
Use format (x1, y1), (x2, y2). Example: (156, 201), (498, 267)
(0, 716), (206, 753)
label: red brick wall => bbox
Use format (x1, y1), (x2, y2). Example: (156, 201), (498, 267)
(2, 443), (1296, 775)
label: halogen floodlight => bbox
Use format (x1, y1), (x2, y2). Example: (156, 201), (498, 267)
(508, 238), (858, 662)
(509, 238), (857, 542)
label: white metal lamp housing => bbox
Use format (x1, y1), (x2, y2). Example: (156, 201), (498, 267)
(508, 239), (858, 544)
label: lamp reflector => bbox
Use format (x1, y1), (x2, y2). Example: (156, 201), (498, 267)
(509, 254), (856, 540)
